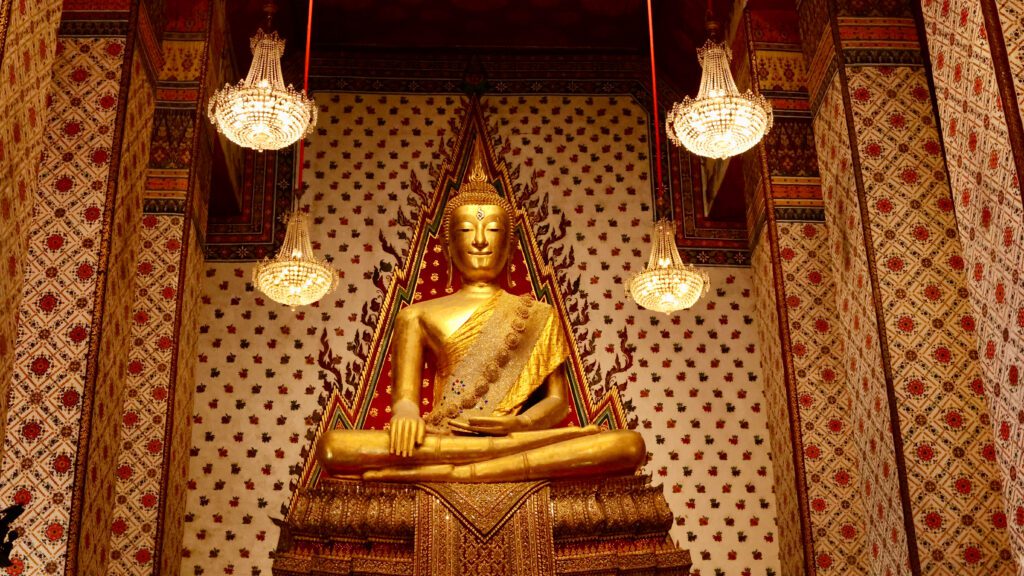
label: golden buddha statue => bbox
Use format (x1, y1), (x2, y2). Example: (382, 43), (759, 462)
(317, 144), (645, 483)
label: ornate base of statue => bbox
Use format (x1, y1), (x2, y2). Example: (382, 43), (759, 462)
(272, 475), (691, 576)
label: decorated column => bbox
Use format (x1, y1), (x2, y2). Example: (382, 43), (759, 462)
(0, 1), (160, 574)
(107, 1), (222, 575)
(798, 0), (1014, 572)
(738, 4), (870, 574)
(920, 0), (1024, 563)
(0, 0), (63, 451)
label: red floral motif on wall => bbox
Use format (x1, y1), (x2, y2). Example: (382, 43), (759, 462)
(0, 35), (128, 574)
(109, 214), (190, 575)
(847, 65), (1012, 574)
(812, 74), (912, 575)
(76, 46), (155, 576)
(752, 234), (804, 576)
(921, 0), (1024, 563)
(777, 220), (869, 574)
(0, 0), (63, 452)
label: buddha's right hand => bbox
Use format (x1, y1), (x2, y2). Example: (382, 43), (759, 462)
(389, 400), (426, 457)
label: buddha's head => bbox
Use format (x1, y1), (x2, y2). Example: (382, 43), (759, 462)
(442, 142), (515, 284)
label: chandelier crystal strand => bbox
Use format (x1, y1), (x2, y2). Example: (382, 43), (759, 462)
(666, 39), (773, 159)
(253, 211), (338, 308)
(627, 220), (709, 314)
(208, 29), (317, 151)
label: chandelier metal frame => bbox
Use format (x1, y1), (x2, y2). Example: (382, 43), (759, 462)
(252, 0), (338, 308)
(626, 0), (710, 314)
(208, 3), (317, 151)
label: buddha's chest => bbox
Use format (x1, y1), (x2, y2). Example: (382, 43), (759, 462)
(420, 299), (494, 354)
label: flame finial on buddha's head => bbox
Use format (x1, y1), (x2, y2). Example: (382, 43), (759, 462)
(442, 135), (516, 246)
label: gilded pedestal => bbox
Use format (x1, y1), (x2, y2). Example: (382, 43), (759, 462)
(272, 475), (690, 576)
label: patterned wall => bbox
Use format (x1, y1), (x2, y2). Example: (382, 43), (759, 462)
(812, 74), (913, 575)
(791, 0), (1022, 569)
(0, 0), (62, 453)
(739, 6), (874, 574)
(109, 1), (217, 574)
(777, 220), (870, 575)
(161, 223), (205, 576)
(921, 0), (1024, 564)
(751, 233), (804, 576)
(0, 28), (145, 575)
(845, 64), (1012, 573)
(994, 0), (1024, 135)
(182, 92), (781, 576)
(108, 214), (192, 575)
(76, 44), (155, 576)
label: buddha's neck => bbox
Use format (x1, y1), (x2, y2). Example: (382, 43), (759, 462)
(459, 281), (502, 297)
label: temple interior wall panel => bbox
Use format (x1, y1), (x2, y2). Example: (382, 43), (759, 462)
(751, 229), (806, 576)
(0, 0), (63, 456)
(0, 17), (157, 574)
(182, 92), (781, 576)
(922, 0), (1024, 563)
(813, 70), (916, 575)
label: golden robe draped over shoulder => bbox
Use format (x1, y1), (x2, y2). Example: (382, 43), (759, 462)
(425, 291), (570, 429)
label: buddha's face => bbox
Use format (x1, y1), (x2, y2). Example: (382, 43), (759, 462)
(448, 203), (511, 283)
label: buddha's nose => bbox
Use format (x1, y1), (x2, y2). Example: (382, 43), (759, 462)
(472, 228), (488, 249)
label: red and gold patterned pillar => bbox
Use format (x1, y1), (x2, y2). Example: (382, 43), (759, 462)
(920, 0), (1024, 563)
(0, 1), (159, 574)
(0, 0), (63, 455)
(798, 0), (1015, 572)
(739, 5), (870, 574)
(106, 2), (221, 575)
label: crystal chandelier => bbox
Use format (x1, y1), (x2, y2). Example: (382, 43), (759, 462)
(628, 220), (709, 314)
(253, 211), (338, 308)
(626, 0), (709, 314)
(666, 32), (772, 159)
(208, 28), (316, 151)
(251, 0), (335, 308)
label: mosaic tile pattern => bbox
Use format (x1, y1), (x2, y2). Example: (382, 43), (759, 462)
(0, 0), (62, 452)
(161, 223), (205, 576)
(182, 93), (781, 576)
(995, 0), (1024, 133)
(0, 36), (128, 576)
(109, 214), (191, 575)
(812, 74), (913, 576)
(109, 2), (215, 573)
(921, 0), (1024, 565)
(847, 65), (1013, 574)
(752, 233), (804, 576)
(76, 46), (154, 576)
(777, 221), (869, 575)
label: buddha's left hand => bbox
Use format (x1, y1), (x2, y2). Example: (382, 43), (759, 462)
(448, 414), (531, 435)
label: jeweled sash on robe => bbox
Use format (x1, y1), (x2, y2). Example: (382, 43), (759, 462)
(424, 291), (569, 431)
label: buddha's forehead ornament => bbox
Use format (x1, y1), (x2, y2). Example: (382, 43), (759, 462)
(442, 136), (517, 244)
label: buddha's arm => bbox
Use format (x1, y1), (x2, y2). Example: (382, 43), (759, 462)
(518, 365), (571, 429)
(390, 307), (426, 456)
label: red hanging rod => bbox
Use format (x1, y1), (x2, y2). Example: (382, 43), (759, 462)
(296, 0), (314, 200)
(646, 0), (664, 189)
